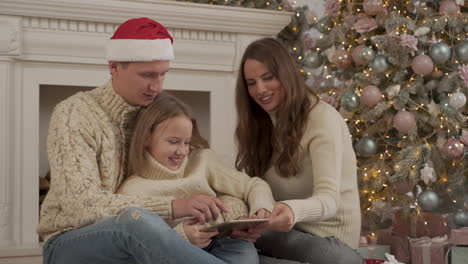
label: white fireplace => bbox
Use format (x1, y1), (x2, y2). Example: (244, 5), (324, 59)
(0, 0), (291, 261)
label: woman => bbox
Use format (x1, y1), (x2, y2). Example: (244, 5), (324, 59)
(234, 37), (363, 264)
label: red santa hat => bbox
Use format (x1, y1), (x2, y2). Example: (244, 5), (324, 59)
(106, 17), (174, 61)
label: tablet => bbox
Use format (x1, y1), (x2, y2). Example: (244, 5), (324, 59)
(200, 219), (269, 233)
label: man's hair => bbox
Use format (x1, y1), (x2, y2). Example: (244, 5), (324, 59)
(234, 37), (319, 178)
(127, 91), (209, 175)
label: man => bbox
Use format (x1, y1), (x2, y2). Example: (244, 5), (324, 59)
(38, 17), (234, 264)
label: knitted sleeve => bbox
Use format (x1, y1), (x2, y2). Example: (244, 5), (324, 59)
(46, 100), (173, 228)
(202, 150), (275, 215)
(282, 106), (344, 224)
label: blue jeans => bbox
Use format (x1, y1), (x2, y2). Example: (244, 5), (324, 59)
(43, 207), (258, 264)
(256, 229), (364, 264)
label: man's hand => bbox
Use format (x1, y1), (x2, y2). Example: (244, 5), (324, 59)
(172, 194), (229, 224)
(268, 203), (295, 232)
(183, 220), (218, 248)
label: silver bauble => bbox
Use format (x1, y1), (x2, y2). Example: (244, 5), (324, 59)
(455, 41), (468, 63)
(417, 190), (440, 212)
(303, 51), (323, 68)
(360, 47), (375, 63)
(429, 42), (452, 64)
(370, 55), (390, 73)
(453, 210), (468, 227)
(315, 17), (332, 34)
(354, 136), (378, 156)
(340, 91), (360, 111)
(440, 98), (458, 116)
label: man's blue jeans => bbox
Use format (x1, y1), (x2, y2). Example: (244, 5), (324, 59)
(43, 207), (259, 264)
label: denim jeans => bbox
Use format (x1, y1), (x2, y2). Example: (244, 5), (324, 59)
(256, 229), (364, 264)
(43, 207), (258, 264)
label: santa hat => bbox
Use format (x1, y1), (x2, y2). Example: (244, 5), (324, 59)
(106, 17), (174, 61)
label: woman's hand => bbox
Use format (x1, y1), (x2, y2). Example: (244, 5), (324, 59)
(172, 194), (229, 224)
(183, 220), (218, 248)
(268, 203), (295, 232)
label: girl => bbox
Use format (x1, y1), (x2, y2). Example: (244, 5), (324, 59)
(118, 91), (275, 264)
(233, 37), (364, 264)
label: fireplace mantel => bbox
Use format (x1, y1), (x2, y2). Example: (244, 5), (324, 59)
(0, 0), (291, 261)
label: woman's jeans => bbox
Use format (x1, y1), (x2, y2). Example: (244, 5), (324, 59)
(256, 228), (364, 264)
(43, 207), (259, 264)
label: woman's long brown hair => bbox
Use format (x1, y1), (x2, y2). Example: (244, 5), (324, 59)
(235, 38), (319, 178)
(128, 91), (209, 175)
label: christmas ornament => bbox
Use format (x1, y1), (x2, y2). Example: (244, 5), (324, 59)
(455, 41), (468, 63)
(394, 178), (415, 194)
(354, 136), (378, 156)
(400, 34), (418, 55)
(414, 27), (430, 37)
(461, 129), (468, 145)
(429, 42), (452, 64)
(371, 200), (398, 222)
(370, 55), (390, 73)
(360, 47), (375, 63)
(331, 50), (352, 69)
(420, 164), (436, 185)
(449, 92), (467, 109)
(427, 100), (441, 117)
(386, 84), (400, 99)
(324, 0), (342, 16)
(460, 64), (468, 87)
(363, 0), (386, 16)
(351, 45), (367, 65)
(417, 189), (440, 212)
(360, 85), (381, 106)
(315, 17), (332, 34)
(439, 0), (460, 15)
(443, 138), (465, 160)
(303, 51), (323, 68)
(393, 110), (416, 133)
(453, 210), (468, 227)
(340, 91), (360, 111)
(411, 55), (434, 75)
(440, 98), (458, 116)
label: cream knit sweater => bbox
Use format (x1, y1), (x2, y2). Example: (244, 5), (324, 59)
(266, 100), (361, 248)
(118, 149), (276, 240)
(37, 81), (249, 242)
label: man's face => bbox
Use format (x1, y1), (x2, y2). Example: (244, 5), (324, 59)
(109, 61), (170, 106)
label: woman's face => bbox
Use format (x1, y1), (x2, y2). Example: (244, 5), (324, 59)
(146, 115), (192, 170)
(243, 59), (285, 112)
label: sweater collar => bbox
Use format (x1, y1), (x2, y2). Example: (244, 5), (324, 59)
(92, 80), (141, 126)
(140, 151), (187, 180)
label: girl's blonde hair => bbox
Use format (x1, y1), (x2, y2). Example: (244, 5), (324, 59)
(235, 37), (319, 178)
(128, 91), (209, 175)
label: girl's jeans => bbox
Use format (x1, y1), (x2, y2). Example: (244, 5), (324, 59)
(43, 207), (259, 264)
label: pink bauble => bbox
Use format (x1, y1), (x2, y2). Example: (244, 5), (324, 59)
(393, 110), (416, 133)
(352, 45), (367, 65)
(411, 55), (434, 76)
(443, 138), (465, 160)
(332, 50), (352, 69)
(361, 85), (382, 106)
(394, 178), (415, 194)
(439, 0), (460, 15)
(363, 0), (386, 16)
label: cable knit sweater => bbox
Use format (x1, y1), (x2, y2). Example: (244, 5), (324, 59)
(118, 149), (276, 240)
(266, 100), (361, 248)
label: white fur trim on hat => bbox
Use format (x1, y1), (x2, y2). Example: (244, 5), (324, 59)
(105, 38), (174, 61)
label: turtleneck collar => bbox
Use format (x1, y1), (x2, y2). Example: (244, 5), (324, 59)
(91, 80), (141, 127)
(139, 151), (187, 180)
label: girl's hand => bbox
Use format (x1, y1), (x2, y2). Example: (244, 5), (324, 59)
(268, 203), (295, 232)
(230, 208), (271, 242)
(172, 194), (229, 224)
(183, 220), (218, 248)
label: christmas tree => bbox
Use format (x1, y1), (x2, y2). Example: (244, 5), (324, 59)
(276, 0), (468, 232)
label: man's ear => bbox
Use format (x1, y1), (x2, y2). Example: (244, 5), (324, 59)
(108, 61), (118, 74)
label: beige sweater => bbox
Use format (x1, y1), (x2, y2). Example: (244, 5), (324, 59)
(118, 150), (276, 240)
(266, 100), (361, 248)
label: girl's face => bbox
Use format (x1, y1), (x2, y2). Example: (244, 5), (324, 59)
(146, 115), (193, 170)
(244, 58), (285, 112)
